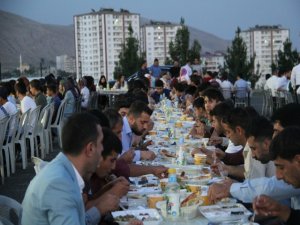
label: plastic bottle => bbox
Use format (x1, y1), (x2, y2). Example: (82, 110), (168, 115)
(165, 168), (180, 221)
(176, 137), (186, 166)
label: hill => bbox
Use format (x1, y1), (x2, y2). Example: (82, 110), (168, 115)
(0, 10), (230, 71)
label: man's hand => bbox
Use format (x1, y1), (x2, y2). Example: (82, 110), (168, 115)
(141, 150), (156, 160)
(209, 137), (223, 146)
(151, 166), (168, 178)
(253, 195), (291, 222)
(119, 149), (135, 163)
(208, 178), (233, 203)
(95, 193), (119, 215)
(108, 177), (130, 198)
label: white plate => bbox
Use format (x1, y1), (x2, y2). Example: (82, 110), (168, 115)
(128, 186), (162, 195)
(199, 203), (252, 223)
(112, 209), (163, 225)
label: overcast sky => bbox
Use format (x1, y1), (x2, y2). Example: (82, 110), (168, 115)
(1, 0), (300, 49)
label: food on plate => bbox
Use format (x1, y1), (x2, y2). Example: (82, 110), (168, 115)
(160, 149), (176, 158)
(115, 214), (137, 221)
(180, 192), (202, 207)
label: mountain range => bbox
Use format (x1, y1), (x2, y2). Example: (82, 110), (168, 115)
(0, 10), (230, 71)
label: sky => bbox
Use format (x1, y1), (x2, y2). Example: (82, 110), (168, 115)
(1, 0), (300, 49)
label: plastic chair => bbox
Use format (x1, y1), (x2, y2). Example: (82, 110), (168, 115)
(221, 87), (232, 100)
(234, 87), (249, 107)
(0, 117), (9, 184)
(32, 156), (48, 174)
(50, 100), (67, 149)
(2, 111), (20, 174)
(14, 110), (31, 170)
(43, 103), (54, 154)
(250, 90), (265, 115)
(25, 106), (41, 159)
(0, 195), (22, 225)
(75, 96), (82, 113)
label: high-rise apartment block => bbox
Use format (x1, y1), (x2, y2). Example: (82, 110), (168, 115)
(140, 21), (181, 66)
(56, 55), (76, 73)
(201, 51), (225, 73)
(240, 25), (289, 75)
(74, 8), (140, 82)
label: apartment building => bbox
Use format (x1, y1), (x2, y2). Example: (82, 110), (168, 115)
(56, 55), (76, 73)
(74, 8), (140, 82)
(240, 25), (289, 75)
(201, 51), (225, 73)
(140, 21), (181, 66)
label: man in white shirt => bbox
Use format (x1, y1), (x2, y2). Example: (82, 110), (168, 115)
(15, 82), (36, 114)
(220, 73), (233, 99)
(179, 60), (192, 84)
(290, 56), (300, 103)
(79, 78), (90, 109)
(264, 69), (279, 97)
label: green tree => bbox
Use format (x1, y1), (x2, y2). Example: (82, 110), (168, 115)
(224, 27), (254, 81)
(275, 39), (299, 71)
(115, 24), (140, 78)
(169, 17), (190, 65)
(188, 40), (201, 62)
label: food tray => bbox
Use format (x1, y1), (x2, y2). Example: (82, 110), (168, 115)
(112, 209), (163, 225)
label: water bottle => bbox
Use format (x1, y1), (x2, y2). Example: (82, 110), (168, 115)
(176, 137), (186, 166)
(165, 168), (180, 221)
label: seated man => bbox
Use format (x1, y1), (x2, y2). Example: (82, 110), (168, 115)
(85, 128), (130, 209)
(150, 79), (171, 104)
(22, 113), (119, 225)
(253, 127), (300, 224)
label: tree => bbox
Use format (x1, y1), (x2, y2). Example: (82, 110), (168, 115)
(224, 27), (254, 81)
(115, 24), (141, 78)
(169, 18), (190, 65)
(188, 40), (201, 62)
(275, 39), (298, 71)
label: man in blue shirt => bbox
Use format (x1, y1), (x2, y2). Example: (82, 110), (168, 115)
(149, 58), (162, 79)
(151, 79), (171, 104)
(121, 101), (156, 162)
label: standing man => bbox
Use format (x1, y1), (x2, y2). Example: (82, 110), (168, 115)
(191, 58), (202, 76)
(149, 58), (162, 79)
(22, 113), (119, 225)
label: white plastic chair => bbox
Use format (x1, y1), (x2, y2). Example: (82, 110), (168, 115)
(0, 195), (22, 225)
(50, 100), (67, 149)
(32, 156), (48, 174)
(0, 117), (9, 184)
(2, 111), (20, 175)
(25, 106), (41, 159)
(43, 103), (54, 154)
(14, 110), (31, 170)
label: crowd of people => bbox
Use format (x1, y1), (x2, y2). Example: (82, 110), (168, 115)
(1, 55), (300, 225)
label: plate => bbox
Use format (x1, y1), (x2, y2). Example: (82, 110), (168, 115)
(199, 203), (252, 223)
(112, 209), (163, 225)
(128, 186), (162, 195)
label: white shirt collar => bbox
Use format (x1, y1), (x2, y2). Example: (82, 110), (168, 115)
(71, 164), (85, 193)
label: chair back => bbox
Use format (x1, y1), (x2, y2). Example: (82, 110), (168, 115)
(52, 100), (67, 126)
(221, 88), (232, 99)
(0, 195), (22, 225)
(28, 106), (41, 136)
(15, 110), (30, 141)
(0, 117), (9, 148)
(75, 95), (82, 113)
(250, 90), (265, 115)
(6, 111), (20, 144)
(88, 92), (98, 109)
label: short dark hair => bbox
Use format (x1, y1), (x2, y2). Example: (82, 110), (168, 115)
(201, 88), (224, 102)
(185, 85), (197, 96)
(190, 75), (201, 86)
(46, 83), (57, 93)
(62, 112), (101, 156)
(155, 79), (164, 88)
(270, 126), (300, 161)
(30, 79), (42, 91)
(193, 97), (205, 109)
(15, 82), (27, 95)
(114, 98), (132, 111)
(88, 109), (110, 128)
(154, 58), (159, 62)
(174, 82), (186, 93)
(0, 86), (9, 100)
(271, 103), (300, 128)
(102, 127), (122, 159)
(210, 101), (234, 121)
(222, 107), (251, 131)
(246, 116), (273, 140)
(103, 108), (123, 129)
(128, 100), (152, 118)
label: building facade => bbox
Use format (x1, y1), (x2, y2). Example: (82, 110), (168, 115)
(56, 55), (76, 73)
(74, 8), (140, 82)
(140, 21), (181, 66)
(240, 25), (289, 75)
(201, 51), (225, 73)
